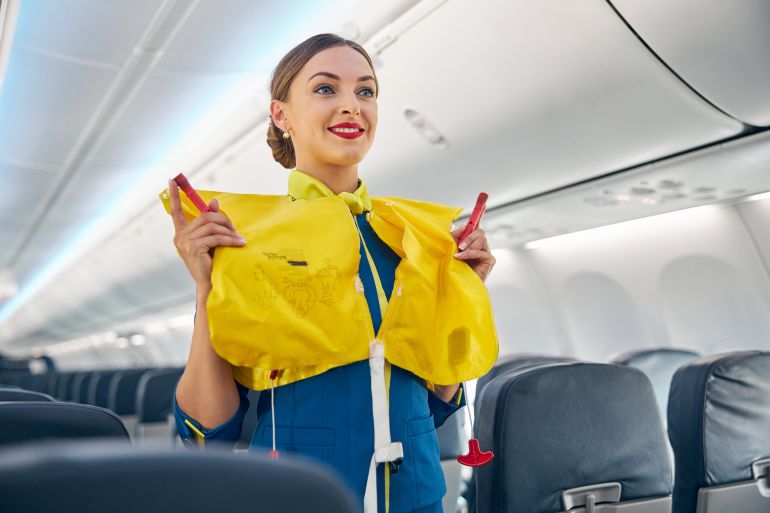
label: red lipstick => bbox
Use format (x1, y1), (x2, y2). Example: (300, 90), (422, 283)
(328, 121), (365, 139)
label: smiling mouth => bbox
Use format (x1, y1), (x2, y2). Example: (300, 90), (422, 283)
(328, 127), (365, 139)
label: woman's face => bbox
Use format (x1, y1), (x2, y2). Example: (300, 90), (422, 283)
(272, 45), (378, 168)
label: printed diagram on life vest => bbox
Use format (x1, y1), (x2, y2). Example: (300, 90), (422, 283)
(251, 249), (342, 318)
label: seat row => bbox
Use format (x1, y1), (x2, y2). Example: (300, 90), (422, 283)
(0, 366), (184, 443)
(469, 350), (770, 513)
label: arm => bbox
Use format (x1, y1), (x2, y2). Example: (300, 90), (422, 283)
(175, 288), (242, 432)
(175, 368), (250, 449)
(167, 179), (247, 437)
(428, 382), (466, 429)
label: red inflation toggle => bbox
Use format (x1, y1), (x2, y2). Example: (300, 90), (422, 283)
(457, 438), (494, 467)
(269, 369), (279, 380)
(269, 450), (280, 461)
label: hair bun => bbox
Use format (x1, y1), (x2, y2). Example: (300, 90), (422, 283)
(266, 120), (296, 169)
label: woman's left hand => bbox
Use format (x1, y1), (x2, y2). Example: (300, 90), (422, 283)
(451, 225), (496, 282)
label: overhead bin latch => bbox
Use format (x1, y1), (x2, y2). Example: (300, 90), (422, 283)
(752, 457), (770, 498)
(561, 482), (622, 513)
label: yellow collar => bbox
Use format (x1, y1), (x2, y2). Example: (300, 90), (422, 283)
(287, 168), (372, 215)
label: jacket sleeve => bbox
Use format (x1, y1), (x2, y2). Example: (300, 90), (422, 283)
(428, 383), (466, 429)
(174, 380), (250, 449)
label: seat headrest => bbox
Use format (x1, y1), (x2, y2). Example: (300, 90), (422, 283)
(136, 368), (183, 422)
(668, 351), (770, 513)
(108, 369), (147, 415)
(0, 387), (54, 402)
(476, 354), (577, 400)
(611, 347), (700, 415)
(476, 362), (672, 513)
(0, 402), (130, 446)
(0, 441), (360, 513)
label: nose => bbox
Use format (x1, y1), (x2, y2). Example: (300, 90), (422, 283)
(340, 91), (362, 117)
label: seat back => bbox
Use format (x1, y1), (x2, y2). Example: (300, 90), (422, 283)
(0, 387), (55, 402)
(475, 362), (672, 513)
(108, 369), (148, 415)
(74, 373), (95, 404)
(54, 372), (76, 401)
(667, 351), (770, 513)
(0, 441), (360, 513)
(475, 354), (579, 403)
(465, 355), (578, 513)
(88, 371), (119, 408)
(135, 368), (183, 423)
(0, 402), (129, 447)
(611, 348), (699, 418)
(135, 368), (183, 444)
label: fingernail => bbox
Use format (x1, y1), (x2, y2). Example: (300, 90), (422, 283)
(459, 242), (468, 250)
(454, 252), (462, 257)
(238, 237), (246, 244)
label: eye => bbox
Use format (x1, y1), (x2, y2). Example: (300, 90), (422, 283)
(358, 87), (375, 98)
(314, 85), (334, 95)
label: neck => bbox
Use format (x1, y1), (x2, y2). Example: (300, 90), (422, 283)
(295, 158), (359, 194)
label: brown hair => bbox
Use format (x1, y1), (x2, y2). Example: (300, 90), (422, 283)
(266, 33), (379, 169)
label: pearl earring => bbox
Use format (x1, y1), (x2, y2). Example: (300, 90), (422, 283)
(283, 131), (290, 139)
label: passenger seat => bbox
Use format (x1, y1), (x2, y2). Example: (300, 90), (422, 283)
(0, 402), (129, 447)
(475, 362), (672, 513)
(134, 367), (183, 445)
(0, 441), (360, 513)
(668, 351), (770, 513)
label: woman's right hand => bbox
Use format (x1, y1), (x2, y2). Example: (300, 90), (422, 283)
(168, 178), (246, 290)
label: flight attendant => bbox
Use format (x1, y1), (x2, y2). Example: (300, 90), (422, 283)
(167, 33), (496, 513)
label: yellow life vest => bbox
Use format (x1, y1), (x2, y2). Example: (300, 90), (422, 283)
(159, 169), (498, 390)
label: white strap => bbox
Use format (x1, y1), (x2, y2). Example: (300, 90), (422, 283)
(364, 342), (403, 513)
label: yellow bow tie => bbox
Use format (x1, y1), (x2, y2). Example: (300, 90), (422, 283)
(287, 168), (373, 215)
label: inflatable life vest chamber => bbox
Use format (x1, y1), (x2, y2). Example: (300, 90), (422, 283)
(159, 182), (498, 390)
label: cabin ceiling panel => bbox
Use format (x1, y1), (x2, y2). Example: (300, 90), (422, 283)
(610, 0), (770, 127)
(363, 0), (742, 213)
(3, 161), (149, 281)
(12, 0), (160, 67)
(0, 47), (116, 167)
(154, 0), (305, 74)
(0, 164), (50, 262)
(86, 74), (239, 168)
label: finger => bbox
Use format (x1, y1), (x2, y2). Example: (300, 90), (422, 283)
(185, 234), (246, 255)
(168, 179), (188, 231)
(457, 228), (485, 251)
(187, 222), (241, 242)
(454, 248), (493, 261)
(187, 210), (238, 235)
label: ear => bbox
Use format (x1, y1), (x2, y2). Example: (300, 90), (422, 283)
(270, 99), (289, 132)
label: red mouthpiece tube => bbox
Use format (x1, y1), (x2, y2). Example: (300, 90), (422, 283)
(458, 192), (488, 244)
(172, 172), (211, 214)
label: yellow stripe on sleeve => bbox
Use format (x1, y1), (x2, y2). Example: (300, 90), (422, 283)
(184, 419), (206, 448)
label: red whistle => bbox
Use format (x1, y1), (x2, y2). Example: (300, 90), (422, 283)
(458, 192), (488, 245)
(172, 172), (212, 214)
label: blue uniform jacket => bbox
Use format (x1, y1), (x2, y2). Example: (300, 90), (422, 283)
(175, 211), (466, 513)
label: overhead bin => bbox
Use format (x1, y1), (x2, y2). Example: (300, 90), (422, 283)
(364, 0), (742, 209)
(609, 0), (770, 127)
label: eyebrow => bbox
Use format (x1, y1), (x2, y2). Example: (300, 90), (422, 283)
(308, 71), (376, 83)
